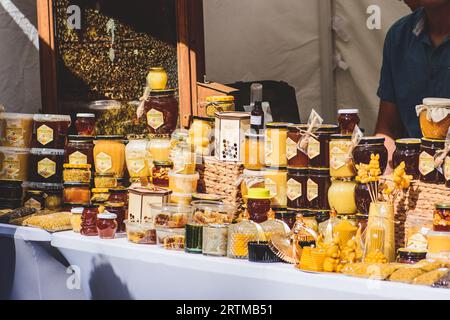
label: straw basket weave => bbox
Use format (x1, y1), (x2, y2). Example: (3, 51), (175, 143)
(200, 156), (245, 214)
(389, 179), (448, 249)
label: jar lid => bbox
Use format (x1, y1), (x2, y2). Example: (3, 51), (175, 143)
(83, 204), (99, 209)
(95, 172), (116, 178)
(315, 124), (339, 133)
(105, 202), (125, 207)
(355, 213), (369, 220)
(0, 180), (23, 188)
(0, 147), (31, 154)
(287, 124), (308, 131)
(88, 100), (121, 111)
(287, 168), (309, 174)
(330, 134), (352, 140)
(435, 203), (450, 210)
(109, 188), (128, 194)
(301, 211), (316, 218)
(264, 166), (288, 171)
(423, 98), (450, 107)
(266, 122), (292, 129)
(126, 134), (148, 140)
(308, 168), (330, 175)
(30, 148), (65, 156)
(63, 163), (91, 169)
(338, 109), (359, 114)
(395, 138), (421, 146)
(63, 182), (90, 188)
(421, 138), (446, 146)
(245, 188), (272, 199)
(92, 188), (109, 193)
(95, 135), (125, 140)
(70, 207), (84, 214)
(98, 212), (117, 219)
(76, 113), (95, 118)
(68, 135), (95, 141)
(22, 181), (64, 190)
(33, 114), (71, 122)
(0, 112), (34, 120)
(359, 136), (385, 144)
(206, 95), (234, 102)
(192, 116), (214, 122)
(153, 161), (173, 167)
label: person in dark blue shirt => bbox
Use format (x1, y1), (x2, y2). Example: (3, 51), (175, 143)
(375, 0), (450, 172)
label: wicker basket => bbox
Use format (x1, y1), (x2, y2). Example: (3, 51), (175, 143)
(391, 179), (448, 249)
(200, 156), (245, 214)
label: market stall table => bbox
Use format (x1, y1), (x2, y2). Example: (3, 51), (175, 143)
(51, 231), (450, 300)
(0, 224), (86, 299)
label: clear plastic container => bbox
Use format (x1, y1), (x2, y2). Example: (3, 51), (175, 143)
(191, 201), (235, 225)
(151, 203), (193, 228)
(168, 171), (199, 194)
(156, 227), (185, 250)
(0, 113), (34, 147)
(125, 135), (150, 179)
(170, 192), (193, 205)
(0, 147), (30, 181)
(148, 137), (171, 163)
(125, 219), (157, 244)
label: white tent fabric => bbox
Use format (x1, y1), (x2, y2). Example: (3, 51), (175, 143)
(0, 0), (41, 114)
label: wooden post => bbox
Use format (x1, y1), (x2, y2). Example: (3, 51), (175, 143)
(37, 0), (58, 114)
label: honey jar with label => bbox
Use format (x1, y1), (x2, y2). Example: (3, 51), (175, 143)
(287, 168), (308, 209)
(263, 166), (287, 209)
(353, 137), (388, 174)
(32, 114), (71, 149)
(30, 148), (65, 183)
(286, 124), (308, 168)
(264, 122), (292, 167)
(392, 138), (421, 180)
(329, 134), (355, 178)
(419, 138), (446, 184)
(307, 125), (339, 169)
(142, 89), (178, 135)
(65, 135), (94, 168)
(93, 136), (126, 178)
(307, 169), (330, 210)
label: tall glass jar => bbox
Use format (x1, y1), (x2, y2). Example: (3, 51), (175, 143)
(338, 109), (360, 135)
(93, 136), (126, 178)
(263, 166), (287, 209)
(419, 138), (446, 184)
(393, 138), (421, 180)
(353, 137), (388, 174)
(286, 124), (309, 168)
(148, 137), (171, 163)
(65, 135), (94, 168)
(142, 89), (178, 135)
(264, 123), (291, 167)
(81, 204), (99, 236)
(287, 168), (308, 209)
(329, 134), (355, 178)
(307, 169), (330, 210)
(170, 141), (196, 174)
(243, 131), (264, 170)
(125, 135), (150, 181)
(307, 124), (339, 169)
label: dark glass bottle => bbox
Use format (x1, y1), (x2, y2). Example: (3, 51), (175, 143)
(251, 101), (264, 133)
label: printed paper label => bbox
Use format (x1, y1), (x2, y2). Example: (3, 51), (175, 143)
(69, 151), (88, 164)
(127, 158), (146, 174)
(37, 124), (54, 146)
(287, 178), (302, 201)
(250, 116), (262, 126)
(330, 144), (350, 170)
(146, 109), (164, 130)
(286, 137), (298, 161)
(307, 178), (318, 202)
(264, 178), (277, 198)
(95, 152), (112, 173)
(419, 151), (434, 176)
(37, 157), (56, 179)
(1, 153), (20, 180)
(5, 119), (24, 146)
(307, 137), (320, 160)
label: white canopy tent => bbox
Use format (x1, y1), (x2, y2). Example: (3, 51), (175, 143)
(0, 0), (411, 133)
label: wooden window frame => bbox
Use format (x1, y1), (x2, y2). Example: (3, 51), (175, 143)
(37, 0), (205, 128)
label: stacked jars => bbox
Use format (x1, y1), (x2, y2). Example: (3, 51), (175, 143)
(328, 134), (357, 215)
(264, 123), (291, 211)
(353, 136), (388, 215)
(22, 114), (71, 212)
(241, 130), (266, 202)
(419, 138), (448, 185)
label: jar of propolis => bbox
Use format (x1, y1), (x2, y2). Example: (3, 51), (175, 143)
(353, 137), (388, 173)
(393, 138), (421, 180)
(307, 124), (339, 169)
(65, 135), (94, 167)
(287, 168), (308, 209)
(264, 123), (291, 168)
(32, 114), (71, 149)
(419, 138), (446, 184)
(286, 124), (308, 168)
(329, 135), (355, 178)
(338, 109), (360, 135)
(30, 148), (65, 183)
(307, 169), (330, 210)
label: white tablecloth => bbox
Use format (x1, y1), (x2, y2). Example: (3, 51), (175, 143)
(0, 224), (85, 300)
(51, 231), (450, 300)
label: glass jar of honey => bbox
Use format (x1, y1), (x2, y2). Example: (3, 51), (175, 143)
(307, 124), (339, 169)
(419, 138), (446, 184)
(433, 203), (450, 232)
(30, 148), (65, 183)
(170, 141), (196, 175)
(329, 134), (355, 178)
(244, 131), (264, 170)
(264, 122), (291, 168)
(286, 124), (308, 168)
(65, 135), (94, 167)
(142, 89), (178, 135)
(287, 168), (308, 209)
(393, 138), (421, 180)
(263, 166), (288, 209)
(338, 109), (360, 135)
(96, 212), (118, 239)
(148, 137), (171, 163)
(307, 169), (330, 210)
(32, 114), (71, 149)
(104, 202), (126, 233)
(355, 182), (371, 215)
(63, 164), (91, 183)
(204, 96), (235, 117)
(93, 136), (126, 178)
(81, 204), (99, 236)
(75, 113), (96, 136)
(125, 135), (150, 180)
(0, 113), (34, 148)
(353, 137), (388, 174)
(63, 183), (91, 205)
(152, 161), (172, 187)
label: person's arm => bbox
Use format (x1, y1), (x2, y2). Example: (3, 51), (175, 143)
(375, 100), (404, 173)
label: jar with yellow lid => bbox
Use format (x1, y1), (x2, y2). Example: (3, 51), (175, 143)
(63, 163), (91, 183)
(93, 136), (126, 178)
(263, 167), (287, 208)
(227, 211), (264, 259)
(125, 135), (151, 180)
(264, 122), (291, 167)
(241, 169), (265, 202)
(147, 67), (168, 90)
(148, 137), (171, 163)
(327, 178), (357, 215)
(329, 134), (355, 178)
(205, 96), (235, 117)
(243, 130), (264, 170)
